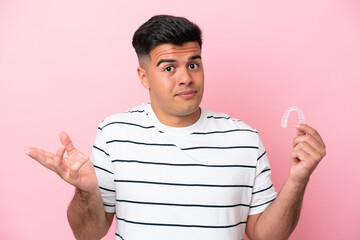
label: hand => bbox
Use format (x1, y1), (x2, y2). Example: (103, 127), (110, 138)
(290, 124), (326, 185)
(24, 132), (98, 193)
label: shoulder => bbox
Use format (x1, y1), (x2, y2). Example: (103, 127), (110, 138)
(202, 108), (258, 134)
(97, 103), (149, 130)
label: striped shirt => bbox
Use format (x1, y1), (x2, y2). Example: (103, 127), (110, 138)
(91, 103), (277, 240)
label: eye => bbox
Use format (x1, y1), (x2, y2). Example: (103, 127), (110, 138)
(189, 63), (198, 70)
(164, 66), (174, 72)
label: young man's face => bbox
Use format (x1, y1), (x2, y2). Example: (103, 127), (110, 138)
(137, 41), (204, 127)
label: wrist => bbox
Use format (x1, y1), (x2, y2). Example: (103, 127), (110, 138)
(286, 176), (309, 195)
(74, 186), (101, 202)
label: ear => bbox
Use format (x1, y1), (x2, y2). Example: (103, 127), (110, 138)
(137, 67), (150, 89)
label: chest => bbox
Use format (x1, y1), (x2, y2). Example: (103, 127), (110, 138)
(109, 131), (259, 206)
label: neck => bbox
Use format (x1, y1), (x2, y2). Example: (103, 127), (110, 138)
(150, 104), (201, 128)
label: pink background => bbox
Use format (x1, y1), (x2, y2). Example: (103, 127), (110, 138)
(1, 0), (359, 239)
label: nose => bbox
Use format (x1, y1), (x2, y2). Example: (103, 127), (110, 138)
(178, 68), (192, 86)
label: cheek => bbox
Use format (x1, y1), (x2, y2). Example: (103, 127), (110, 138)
(160, 74), (176, 90)
(149, 74), (176, 94)
(192, 71), (204, 85)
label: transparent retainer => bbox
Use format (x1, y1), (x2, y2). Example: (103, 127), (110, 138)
(281, 106), (306, 128)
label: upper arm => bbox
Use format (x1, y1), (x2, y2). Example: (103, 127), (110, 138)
(91, 127), (116, 212)
(245, 213), (262, 240)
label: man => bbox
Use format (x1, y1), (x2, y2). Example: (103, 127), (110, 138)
(25, 15), (326, 240)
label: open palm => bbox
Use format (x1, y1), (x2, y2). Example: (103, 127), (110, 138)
(25, 132), (98, 192)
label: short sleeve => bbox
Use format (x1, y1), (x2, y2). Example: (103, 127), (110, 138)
(91, 125), (116, 213)
(248, 139), (277, 215)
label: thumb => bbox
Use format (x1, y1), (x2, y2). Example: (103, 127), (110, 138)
(295, 124), (306, 137)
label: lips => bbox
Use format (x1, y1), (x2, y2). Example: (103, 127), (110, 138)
(176, 90), (197, 96)
(175, 90), (197, 99)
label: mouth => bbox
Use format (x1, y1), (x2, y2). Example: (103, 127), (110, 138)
(175, 90), (197, 99)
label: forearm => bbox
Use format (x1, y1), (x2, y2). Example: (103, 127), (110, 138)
(252, 178), (308, 240)
(247, 124), (325, 239)
(67, 187), (110, 240)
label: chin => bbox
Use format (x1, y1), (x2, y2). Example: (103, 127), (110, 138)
(176, 104), (201, 117)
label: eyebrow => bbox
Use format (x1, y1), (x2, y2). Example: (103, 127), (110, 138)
(156, 55), (202, 67)
(190, 55), (202, 61)
(156, 59), (176, 67)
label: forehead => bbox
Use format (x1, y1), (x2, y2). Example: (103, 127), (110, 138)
(150, 42), (201, 61)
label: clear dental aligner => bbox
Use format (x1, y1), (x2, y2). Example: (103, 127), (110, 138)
(281, 106), (306, 128)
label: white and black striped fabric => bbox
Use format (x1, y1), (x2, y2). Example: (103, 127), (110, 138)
(91, 103), (277, 240)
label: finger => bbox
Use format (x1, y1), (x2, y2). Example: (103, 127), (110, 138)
(293, 134), (324, 154)
(296, 128), (306, 137)
(25, 146), (55, 165)
(68, 155), (89, 180)
(296, 124), (325, 148)
(53, 145), (66, 170)
(59, 131), (76, 154)
(291, 143), (303, 159)
(291, 145), (321, 174)
(291, 143), (310, 160)
(291, 141), (322, 163)
(292, 148), (311, 163)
